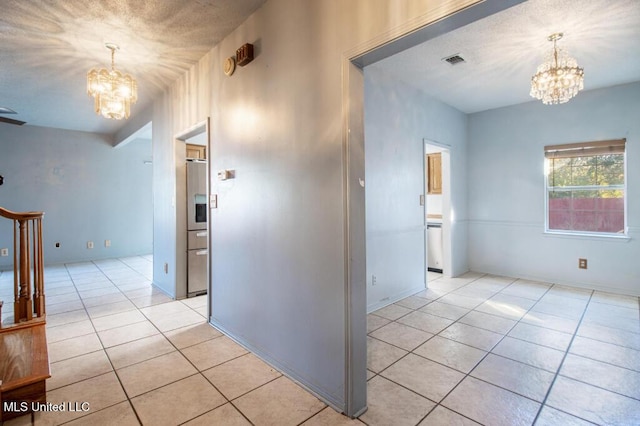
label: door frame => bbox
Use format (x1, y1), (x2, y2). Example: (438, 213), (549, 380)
(424, 139), (452, 277)
(341, 0), (525, 416)
(174, 118), (211, 317)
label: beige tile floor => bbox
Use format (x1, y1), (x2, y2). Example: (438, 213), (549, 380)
(365, 271), (640, 426)
(0, 256), (359, 426)
(1, 259), (639, 425)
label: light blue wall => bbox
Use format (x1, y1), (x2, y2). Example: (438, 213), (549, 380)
(0, 124), (152, 269)
(364, 65), (469, 311)
(151, 0), (484, 414)
(468, 82), (640, 295)
(151, 93), (179, 298)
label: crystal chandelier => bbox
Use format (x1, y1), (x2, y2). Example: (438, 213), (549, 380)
(530, 33), (584, 105)
(87, 43), (138, 119)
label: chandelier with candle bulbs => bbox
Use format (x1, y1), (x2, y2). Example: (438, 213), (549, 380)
(87, 43), (138, 119)
(530, 33), (584, 105)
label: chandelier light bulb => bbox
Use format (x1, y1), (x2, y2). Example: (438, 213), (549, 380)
(87, 43), (138, 120)
(530, 33), (584, 105)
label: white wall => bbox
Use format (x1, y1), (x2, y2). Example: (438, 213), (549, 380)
(364, 65), (469, 311)
(0, 124), (152, 268)
(468, 82), (640, 296)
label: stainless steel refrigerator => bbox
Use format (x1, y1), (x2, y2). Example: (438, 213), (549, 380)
(186, 160), (208, 296)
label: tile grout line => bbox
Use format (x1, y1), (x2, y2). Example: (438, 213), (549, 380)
(370, 274), (513, 424)
(56, 256), (227, 425)
(53, 257), (169, 425)
(3, 258), (153, 425)
(32, 260), (143, 426)
(121, 267), (300, 425)
(530, 288), (595, 425)
(34, 262), (640, 425)
(413, 276), (543, 425)
(464, 279), (607, 425)
(74, 258), (146, 426)
(56, 256), (267, 425)
(370, 274), (599, 425)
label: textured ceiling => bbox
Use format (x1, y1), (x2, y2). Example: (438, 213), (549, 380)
(2, 0), (638, 135)
(0, 0), (266, 134)
(371, 0), (640, 113)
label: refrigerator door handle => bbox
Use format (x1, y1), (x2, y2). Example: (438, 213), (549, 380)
(196, 231), (207, 237)
(195, 250), (208, 256)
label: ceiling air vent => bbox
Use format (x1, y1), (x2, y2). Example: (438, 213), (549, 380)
(442, 54), (465, 65)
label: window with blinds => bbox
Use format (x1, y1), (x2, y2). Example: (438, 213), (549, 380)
(545, 139), (626, 235)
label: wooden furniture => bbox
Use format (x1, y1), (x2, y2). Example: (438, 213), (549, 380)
(0, 320), (50, 421)
(427, 153), (442, 194)
(186, 143), (207, 160)
(0, 207), (49, 421)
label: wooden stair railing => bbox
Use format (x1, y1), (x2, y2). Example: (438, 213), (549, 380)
(0, 207), (49, 422)
(0, 207), (46, 327)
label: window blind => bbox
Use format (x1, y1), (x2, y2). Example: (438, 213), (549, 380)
(544, 139), (626, 158)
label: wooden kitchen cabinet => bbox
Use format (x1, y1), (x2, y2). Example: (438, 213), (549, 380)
(186, 143), (207, 160)
(427, 153), (442, 194)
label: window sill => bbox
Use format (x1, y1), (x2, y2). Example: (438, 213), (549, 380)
(544, 230), (631, 242)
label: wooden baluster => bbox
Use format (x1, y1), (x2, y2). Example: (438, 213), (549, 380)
(31, 219), (38, 316)
(1, 207), (45, 324)
(33, 218), (45, 318)
(15, 219), (33, 322)
(13, 218), (19, 321)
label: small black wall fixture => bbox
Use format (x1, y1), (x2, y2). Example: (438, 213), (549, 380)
(0, 175), (4, 186)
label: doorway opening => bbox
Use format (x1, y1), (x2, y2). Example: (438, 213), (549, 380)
(345, 1), (524, 417)
(114, 120), (154, 268)
(425, 140), (451, 278)
(175, 119), (211, 318)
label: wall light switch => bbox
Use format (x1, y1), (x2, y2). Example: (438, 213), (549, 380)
(87, 241), (94, 249)
(105, 240), (111, 248)
(217, 170), (235, 181)
(210, 194), (218, 209)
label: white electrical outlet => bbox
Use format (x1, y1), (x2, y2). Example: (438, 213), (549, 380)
(87, 241), (94, 249)
(105, 240), (111, 247)
(0, 248), (8, 257)
(372, 275), (377, 286)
